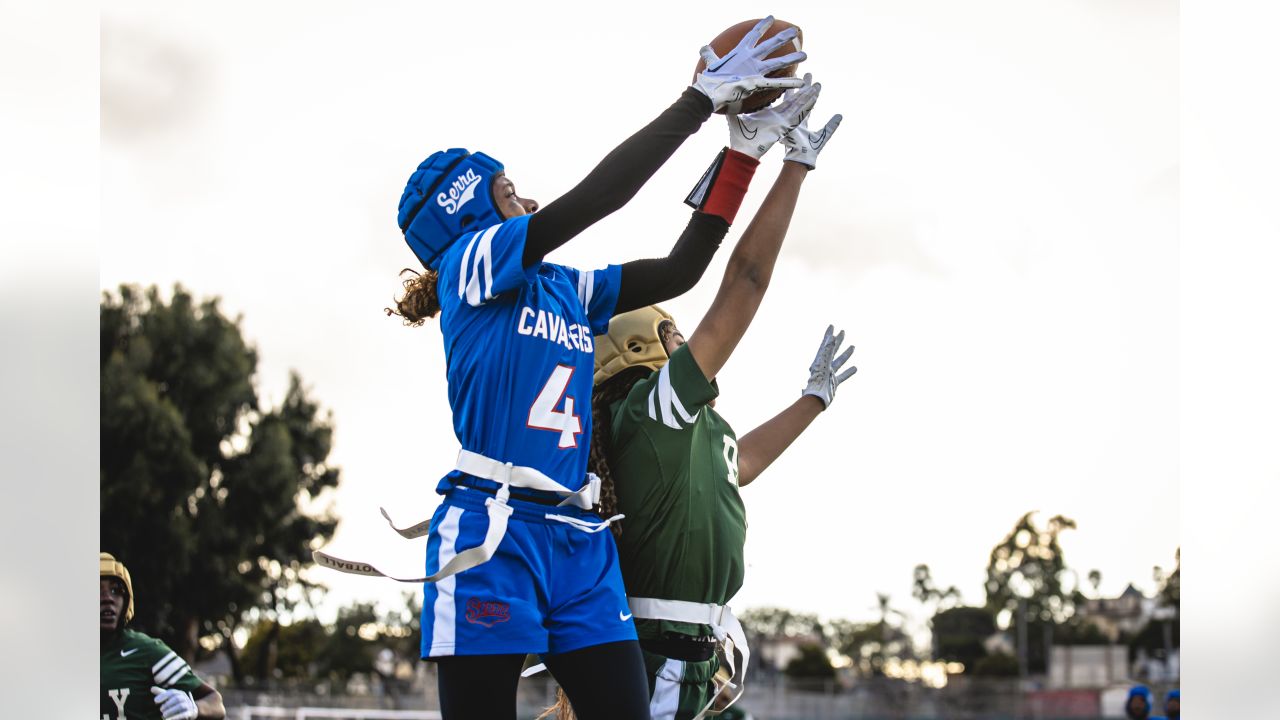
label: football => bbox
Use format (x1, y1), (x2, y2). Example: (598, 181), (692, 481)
(693, 18), (804, 114)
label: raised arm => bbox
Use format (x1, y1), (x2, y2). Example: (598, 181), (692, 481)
(522, 16), (805, 266)
(523, 88), (712, 265)
(613, 211), (729, 313)
(683, 77), (843, 381)
(613, 72), (837, 313)
(735, 326), (856, 485)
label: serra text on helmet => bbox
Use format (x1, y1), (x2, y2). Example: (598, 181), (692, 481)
(437, 168), (482, 215)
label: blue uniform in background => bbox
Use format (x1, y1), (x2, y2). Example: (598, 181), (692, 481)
(420, 214), (636, 657)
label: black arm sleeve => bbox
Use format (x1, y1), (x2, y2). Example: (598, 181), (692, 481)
(523, 87), (713, 266)
(614, 211), (729, 313)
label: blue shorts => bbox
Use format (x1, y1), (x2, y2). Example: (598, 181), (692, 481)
(420, 486), (637, 658)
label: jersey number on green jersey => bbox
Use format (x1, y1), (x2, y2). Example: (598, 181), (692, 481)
(723, 436), (739, 487)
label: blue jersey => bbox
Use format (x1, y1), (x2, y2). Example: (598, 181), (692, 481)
(434, 214), (621, 494)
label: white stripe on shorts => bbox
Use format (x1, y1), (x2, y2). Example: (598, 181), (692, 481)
(428, 506), (465, 656)
(649, 657), (684, 720)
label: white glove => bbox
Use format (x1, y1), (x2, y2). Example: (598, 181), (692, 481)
(693, 16), (807, 114)
(803, 325), (857, 409)
(782, 98), (842, 169)
(727, 73), (821, 159)
(151, 687), (198, 720)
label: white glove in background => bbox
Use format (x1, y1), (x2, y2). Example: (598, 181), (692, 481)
(151, 687), (198, 720)
(803, 325), (857, 408)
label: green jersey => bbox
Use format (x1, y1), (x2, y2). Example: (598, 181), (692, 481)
(607, 344), (747, 638)
(101, 629), (204, 720)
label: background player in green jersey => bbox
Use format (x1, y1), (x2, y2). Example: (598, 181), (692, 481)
(586, 79), (854, 720)
(101, 553), (226, 720)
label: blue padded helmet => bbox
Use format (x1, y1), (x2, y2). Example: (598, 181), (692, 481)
(1126, 685), (1152, 718)
(398, 148), (505, 268)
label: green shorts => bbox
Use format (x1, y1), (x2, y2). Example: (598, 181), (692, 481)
(642, 646), (722, 720)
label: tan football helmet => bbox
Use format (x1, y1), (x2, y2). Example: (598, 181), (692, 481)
(594, 305), (675, 385)
(100, 551), (135, 623)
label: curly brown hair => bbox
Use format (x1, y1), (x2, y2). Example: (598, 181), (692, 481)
(592, 320), (678, 535)
(591, 363), (660, 540)
(536, 689), (575, 720)
(384, 268), (440, 326)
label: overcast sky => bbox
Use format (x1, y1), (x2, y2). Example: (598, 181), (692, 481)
(100, 0), (1178, 630)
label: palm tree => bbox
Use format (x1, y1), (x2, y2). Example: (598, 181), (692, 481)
(869, 593), (911, 673)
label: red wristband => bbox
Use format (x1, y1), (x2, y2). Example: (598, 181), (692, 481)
(684, 148), (760, 225)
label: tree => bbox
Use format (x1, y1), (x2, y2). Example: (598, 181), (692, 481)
(317, 603), (383, 681)
(984, 511), (1077, 625)
(825, 619), (879, 669)
(1129, 614), (1180, 662)
(1087, 569), (1102, 598)
(739, 606), (824, 641)
(822, 595), (914, 677)
(1158, 548), (1180, 611)
(1055, 619), (1109, 646)
(243, 598), (422, 682)
(784, 643), (836, 681)
(984, 512), (1077, 675)
(825, 619), (911, 677)
(913, 564), (961, 611)
(971, 652), (1020, 677)
(241, 616), (328, 682)
(100, 284), (340, 675)
(1136, 548), (1180, 671)
(913, 563), (973, 667)
(931, 606), (996, 671)
(739, 607), (826, 676)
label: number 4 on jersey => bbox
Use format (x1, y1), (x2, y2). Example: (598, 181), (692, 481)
(528, 365), (582, 448)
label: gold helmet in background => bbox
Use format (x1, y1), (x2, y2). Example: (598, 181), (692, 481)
(100, 552), (135, 623)
(593, 305), (675, 385)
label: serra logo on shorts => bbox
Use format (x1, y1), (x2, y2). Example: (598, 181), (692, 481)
(465, 598), (511, 627)
(437, 169), (481, 215)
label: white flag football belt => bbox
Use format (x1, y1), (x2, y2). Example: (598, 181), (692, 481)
(312, 450), (614, 583)
(626, 596), (751, 720)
